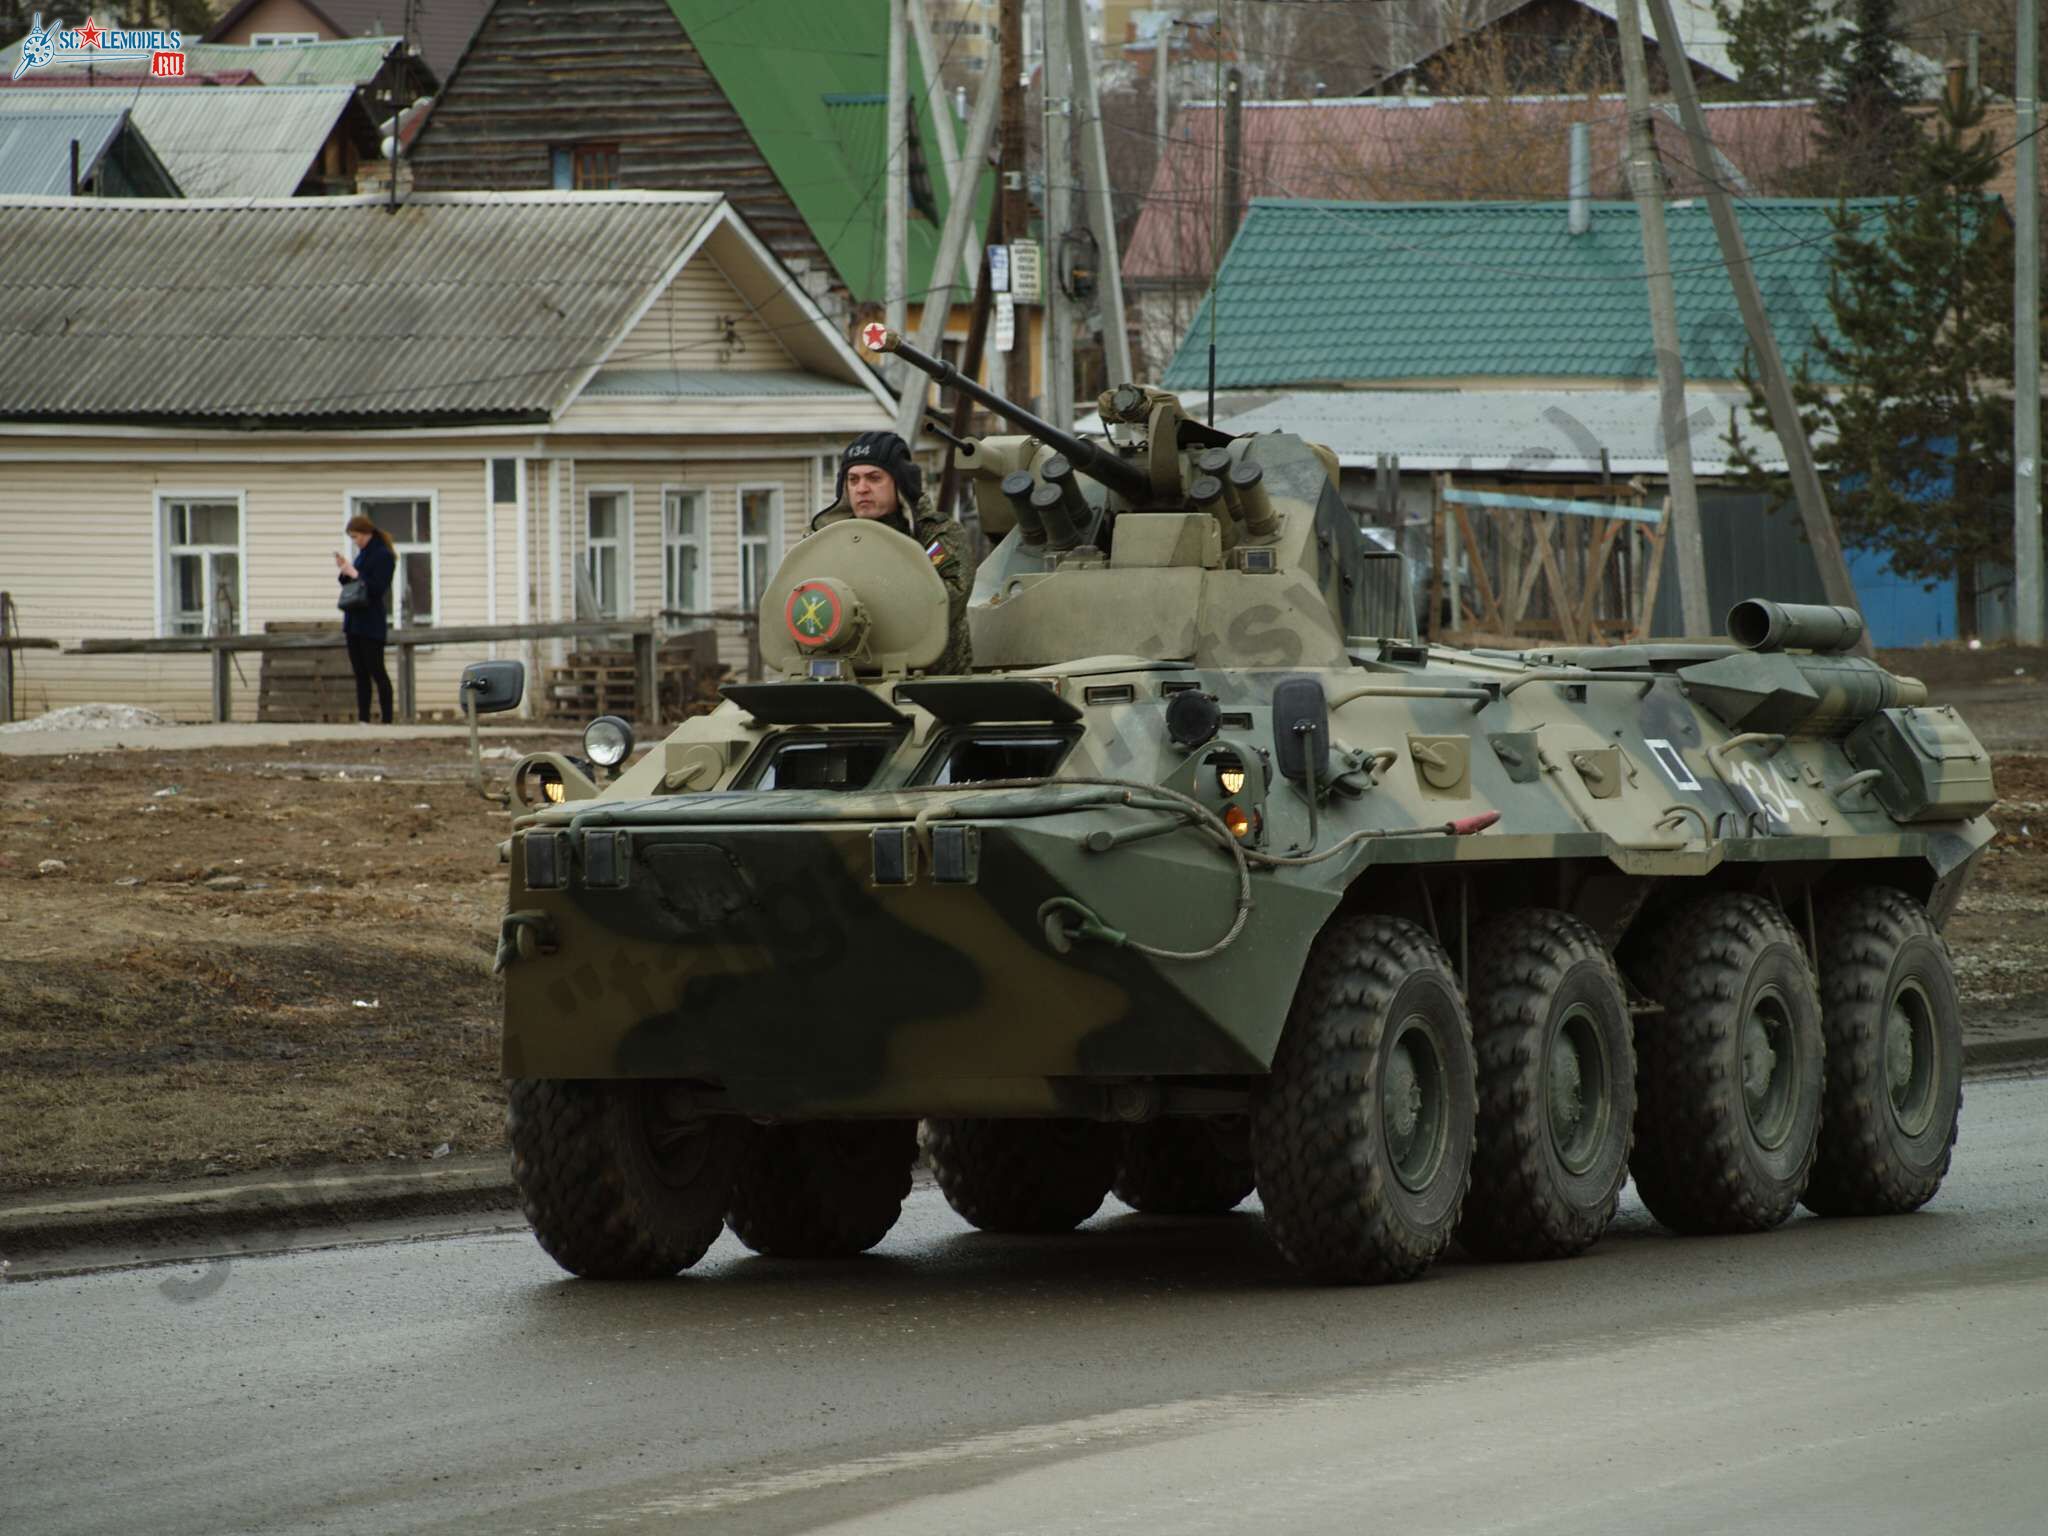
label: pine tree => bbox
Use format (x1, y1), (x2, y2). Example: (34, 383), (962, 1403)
(1728, 87), (2017, 638)
(1809, 0), (1925, 195)
(1710, 0), (1835, 100)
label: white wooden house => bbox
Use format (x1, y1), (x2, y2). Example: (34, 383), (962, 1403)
(0, 190), (899, 720)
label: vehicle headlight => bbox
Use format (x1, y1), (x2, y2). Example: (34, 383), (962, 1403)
(583, 715), (635, 770)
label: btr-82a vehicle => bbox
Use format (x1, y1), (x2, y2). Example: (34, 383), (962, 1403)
(472, 332), (1995, 1285)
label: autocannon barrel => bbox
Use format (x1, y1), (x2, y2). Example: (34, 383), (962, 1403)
(865, 326), (1151, 503)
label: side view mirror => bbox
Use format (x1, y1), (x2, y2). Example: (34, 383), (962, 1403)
(1270, 674), (1330, 786)
(460, 660), (525, 714)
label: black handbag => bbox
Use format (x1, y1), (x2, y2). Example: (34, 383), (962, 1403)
(337, 578), (371, 612)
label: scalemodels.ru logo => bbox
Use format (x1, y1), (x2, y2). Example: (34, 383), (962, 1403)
(11, 13), (187, 80)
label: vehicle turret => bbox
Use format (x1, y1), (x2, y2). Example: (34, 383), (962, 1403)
(867, 328), (1394, 670)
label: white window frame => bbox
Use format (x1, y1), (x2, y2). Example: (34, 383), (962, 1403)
(737, 482), (785, 611)
(250, 30), (321, 45)
(661, 484), (708, 624)
(342, 489), (441, 629)
(583, 484), (633, 619)
(154, 489), (247, 638)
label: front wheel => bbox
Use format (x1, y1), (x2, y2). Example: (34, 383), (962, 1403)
(508, 1079), (748, 1279)
(1252, 914), (1476, 1284)
(1802, 887), (1963, 1216)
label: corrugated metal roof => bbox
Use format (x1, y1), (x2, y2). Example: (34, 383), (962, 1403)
(0, 87), (358, 198)
(1117, 387), (1816, 475)
(1160, 198), (1884, 392)
(0, 109), (127, 195)
(583, 368), (874, 399)
(0, 191), (726, 424)
(0, 35), (401, 88)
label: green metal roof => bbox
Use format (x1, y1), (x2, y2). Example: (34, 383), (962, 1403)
(666, 0), (992, 308)
(1161, 198), (1893, 391)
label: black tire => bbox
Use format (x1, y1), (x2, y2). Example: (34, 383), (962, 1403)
(1456, 909), (1635, 1261)
(1251, 914), (1476, 1284)
(919, 1117), (1118, 1233)
(1629, 893), (1825, 1234)
(725, 1120), (918, 1257)
(1802, 887), (1963, 1216)
(1112, 1116), (1256, 1216)
(507, 1078), (748, 1279)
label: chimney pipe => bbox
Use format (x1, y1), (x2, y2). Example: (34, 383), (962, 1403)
(1568, 121), (1591, 235)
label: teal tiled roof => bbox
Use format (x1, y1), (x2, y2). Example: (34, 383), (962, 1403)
(1161, 198), (1892, 391)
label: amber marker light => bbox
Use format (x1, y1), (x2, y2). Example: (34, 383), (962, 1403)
(1223, 804), (1253, 839)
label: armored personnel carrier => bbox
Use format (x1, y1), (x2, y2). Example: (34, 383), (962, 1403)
(476, 333), (1995, 1285)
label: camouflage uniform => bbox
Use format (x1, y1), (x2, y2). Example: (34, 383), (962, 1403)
(811, 492), (975, 673)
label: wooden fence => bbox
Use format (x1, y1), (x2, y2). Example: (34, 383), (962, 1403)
(1428, 477), (1669, 645)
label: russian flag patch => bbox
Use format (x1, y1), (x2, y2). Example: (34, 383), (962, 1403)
(925, 538), (946, 565)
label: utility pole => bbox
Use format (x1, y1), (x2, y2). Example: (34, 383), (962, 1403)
(1615, 0), (1709, 637)
(908, 0), (983, 293)
(884, 0), (909, 391)
(1209, 60), (1242, 425)
(2016, 0), (2043, 642)
(1155, 15), (1171, 149)
(896, 47), (1004, 441)
(1065, 0), (1131, 388)
(1646, 0), (1869, 651)
(998, 0), (1033, 406)
(1043, 0), (1075, 429)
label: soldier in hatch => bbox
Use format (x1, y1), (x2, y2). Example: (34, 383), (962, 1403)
(811, 430), (973, 673)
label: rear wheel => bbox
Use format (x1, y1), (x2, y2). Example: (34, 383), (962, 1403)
(1457, 909), (1635, 1261)
(726, 1120), (918, 1257)
(508, 1079), (748, 1279)
(1112, 1117), (1256, 1216)
(1802, 887), (1963, 1216)
(920, 1118), (1118, 1233)
(1629, 893), (1824, 1234)
(1252, 914), (1475, 1284)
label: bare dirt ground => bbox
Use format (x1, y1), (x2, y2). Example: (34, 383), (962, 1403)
(0, 736), (550, 1193)
(2, 648), (2043, 1195)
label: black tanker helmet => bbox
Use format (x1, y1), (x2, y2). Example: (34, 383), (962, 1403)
(835, 430), (923, 509)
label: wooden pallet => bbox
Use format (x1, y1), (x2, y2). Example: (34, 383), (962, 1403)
(540, 630), (727, 725)
(258, 620), (357, 722)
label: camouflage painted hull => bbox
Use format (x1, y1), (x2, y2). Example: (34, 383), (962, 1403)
(498, 647), (1994, 1120)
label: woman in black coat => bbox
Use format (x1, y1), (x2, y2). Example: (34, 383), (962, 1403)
(335, 515), (397, 724)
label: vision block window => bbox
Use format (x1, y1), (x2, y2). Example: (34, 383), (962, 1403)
(923, 732), (1076, 785)
(750, 733), (900, 791)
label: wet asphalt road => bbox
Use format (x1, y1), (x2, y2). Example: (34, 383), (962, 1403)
(5, 1075), (2045, 1536)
